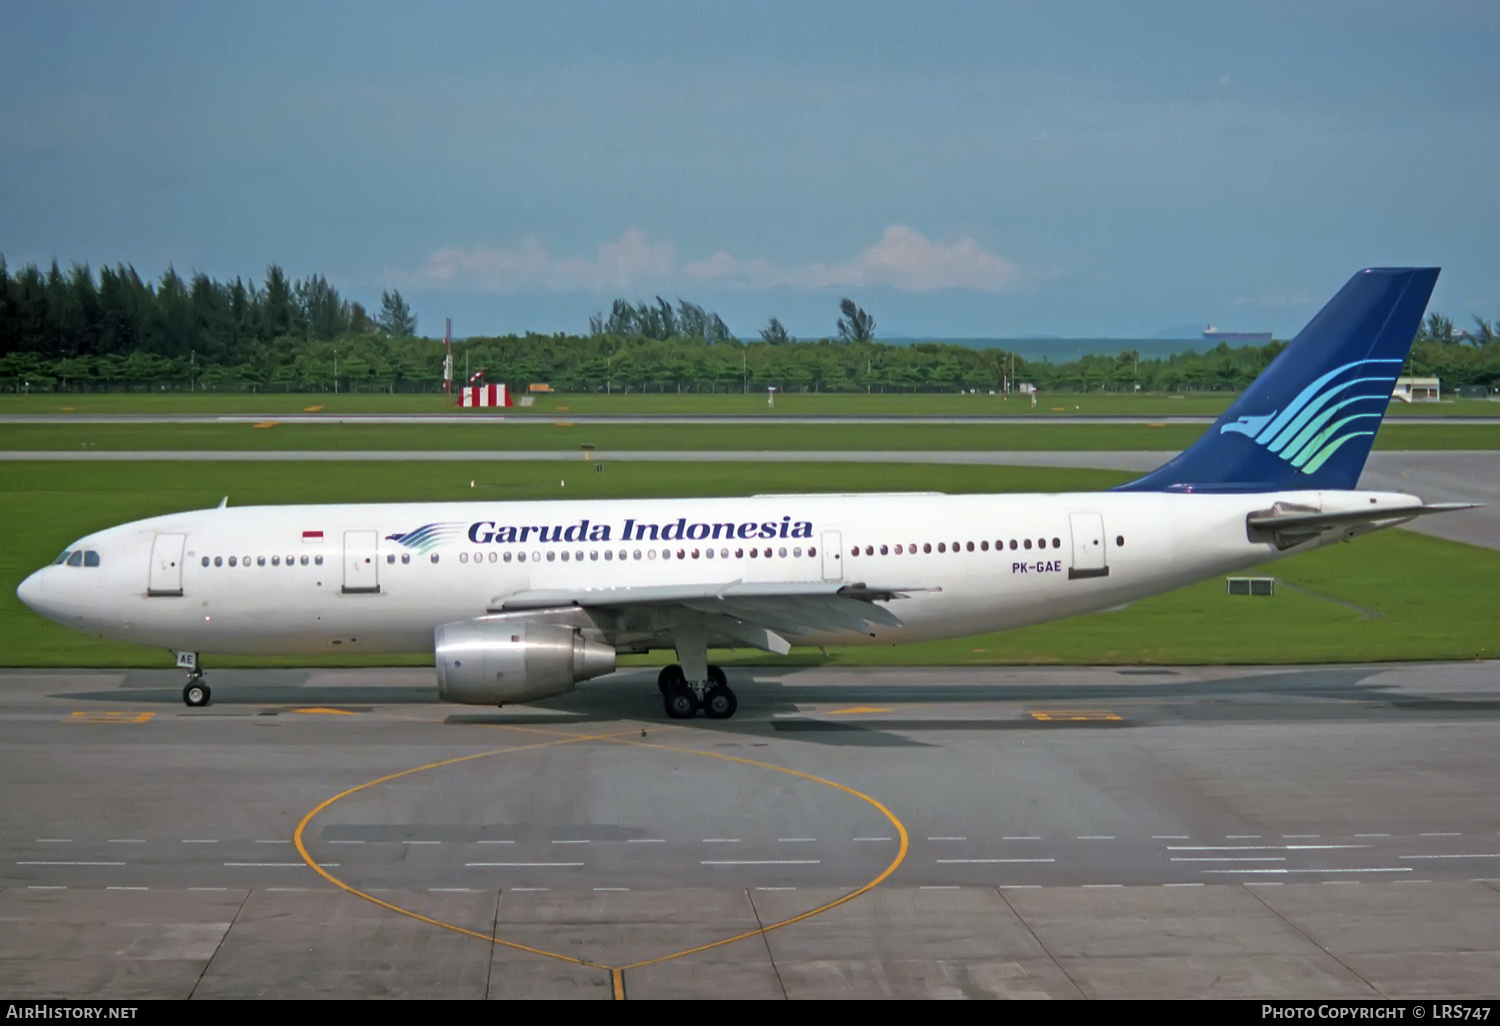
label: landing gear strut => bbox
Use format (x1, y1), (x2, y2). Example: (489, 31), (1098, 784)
(657, 661), (736, 719)
(179, 653), (210, 707)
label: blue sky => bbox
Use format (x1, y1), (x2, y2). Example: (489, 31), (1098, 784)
(3, 1), (1497, 338)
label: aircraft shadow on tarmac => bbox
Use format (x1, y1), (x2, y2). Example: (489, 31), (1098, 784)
(50, 663), (1500, 748)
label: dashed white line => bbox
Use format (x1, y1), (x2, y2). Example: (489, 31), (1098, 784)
(1226, 835), (1261, 839)
(854, 837), (892, 842)
(35, 839), (72, 843)
(1399, 853), (1500, 860)
(266, 888), (309, 892)
(326, 840), (364, 845)
(593, 887), (629, 892)
(466, 862), (584, 868)
(1077, 835), (1115, 840)
(1202, 867), (1412, 875)
(701, 859), (820, 866)
(1170, 857), (1287, 863)
(17, 861), (123, 866)
(1283, 834), (1321, 839)
(223, 862), (339, 867)
(429, 888), (471, 892)
(476, 840), (515, 845)
(997, 884), (1040, 889)
(1153, 835), (1190, 840)
(510, 887), (550, 892)
(27, 885), (65, 890)
(1355, 833), (1392, 838)
(936, 858), (1055, 864)
(1164, 882), (1205, 887)
(1082, 884), (1122, 888)
(626, 839), (665, 844)
(702, 838), (740, 843)
(919, 885), (958, 890)
(1421, 832), (1462, 837)
(255, 840), (290, 845)
(552, 840), (590, 845)
(757, 886), (797, 891)
(1002, 835), (1041, 841)
(1167, 845), (1367, 852)
(928, 836), (967, 841)
(188, 887), (228, 891)
(107, 886), (148, 891)
(182, 839), (219, 844)
(405, 840), (442, 845)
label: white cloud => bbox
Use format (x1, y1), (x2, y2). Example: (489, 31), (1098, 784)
(686, 225), (1024, 293)
(403, 224), (1025, 294)
(404, 228), (678, 293)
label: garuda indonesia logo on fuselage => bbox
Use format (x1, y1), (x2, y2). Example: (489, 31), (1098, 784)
(1218, 357), (1403, 475)
(385, 522), (465, 554)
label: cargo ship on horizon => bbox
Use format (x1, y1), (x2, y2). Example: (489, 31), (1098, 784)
(1203, 324), (1273, 342)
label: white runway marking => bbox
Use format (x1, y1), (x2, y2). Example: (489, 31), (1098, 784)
(936, 858), (1055, 864)
(1003, 835), (1041, 841)
(1283, 834), (1321, 839)
(593, 887), (629, 892)
(189, 887), (228, 891)
(1077, 835), (1115, 840)
(928, 836), (967, 841)
(701, 859), (820, 866)
(327, 840), (364, 845)
(182, 839), (218, 844)
(1170, 857), (1286, 862)
(626, 839), (665, 844)
(1226, 835), (1261, 839)
(17, 861), (123, 866)
(255, 840), (290, 845)
(28, 886), (65, 890)
(510, 887), (550, 892)
(1153, 835), (1190, 840)
(1356, 834), (1392, 838)
(1164, 883), (1205, 887)
(35, 839), (72, 843)
(552, 840), (589, 844)
(223, 862), (339, 867)
(1168, 844), (1367, 852)
(1399, 853), (1500, 859)
(1203, 867), (1412, 875)
(476, 840), (515, 844)
(107, 886), (148, 891)
(919, 886), (958, 890)
(702, 838), (741, 843)
(429, 888), (471, 892)
(467, 862), (584, 867)
(998, 885), (1040, 889)
(757, 886), (797, 891)
(405, 840), (441, 845)
(1421, 832), (1462, 837)
(854, 837), (892, 842)
(1083, 884), (1122, 888)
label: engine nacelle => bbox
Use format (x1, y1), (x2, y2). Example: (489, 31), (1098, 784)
(434, 618), (616, 705)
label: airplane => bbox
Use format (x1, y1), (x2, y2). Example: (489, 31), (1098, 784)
(16, 268), (1476, 720)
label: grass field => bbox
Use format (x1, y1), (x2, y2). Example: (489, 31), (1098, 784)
(3, 391), (1496, 418)
(1, 420), (1496, 452)
(2, 460), (1495, 669)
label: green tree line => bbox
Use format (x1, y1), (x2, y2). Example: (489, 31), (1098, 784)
(2, 257), (1497, 394)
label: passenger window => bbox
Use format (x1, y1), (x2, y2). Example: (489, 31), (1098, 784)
(981, 541), (989, 551)
(721, 548), (730, 558)
(502, 552), (511, 563)
(735, 548), (744, 558)
(84, 551), (100, 567)
(1052, 538), (1061, 548)
(66, 551), (84, 567)
(808, 546), (816, 557)
(385, 554), (394, 564)
(517, 552), (525, 562)
(966, 542), (974, 552)
(591, 550), (599, 561)
(575, 551), (583, 561)
(923, 543), (931, 553)
(937, 543), (945, 553)
(704, 548), (714, 559)
(489, 552), (497, 563)
(849, 547), (858, 557)
(202, 556), (210, 567)
(894, 544), (903, 555)
(546, 551), (555, 562)
(633, 550), (641, 560)
(557, 551), (566, 562)
(301, 555), (309, 566)
(215, 556), (223, 567)
(1024, 539), (1032, 550)
(1116, 535), (1125, 546)
(242, 555), (250, 566)
(227, 556), (237, 567)
(778, 547), (787, 558)
(674, 549), (684, 560)
(431, 553), (440, 563)
(314, 555), (323, 566)
(459, 552), (468, 563)
(794, 547), (802, 557)
(1009, 540), (1018, 550)
(257, 556), (266, 566)
(763, 547), (772, 558)
(748, 548), (757, 559)
(403, 553), (411, 564)
(604, 550), (612, 561)
(273, 556), (281, 566)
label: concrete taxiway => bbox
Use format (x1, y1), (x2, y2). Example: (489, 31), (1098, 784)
(3, 662), (1499, 998)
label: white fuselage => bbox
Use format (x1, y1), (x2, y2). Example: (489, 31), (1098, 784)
(17, 488), (1421, 658)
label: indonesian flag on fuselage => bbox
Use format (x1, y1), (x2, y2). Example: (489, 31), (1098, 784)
(302, 530), (323, 542)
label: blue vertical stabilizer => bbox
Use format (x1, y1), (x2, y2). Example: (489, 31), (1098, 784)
(1118, 267), (1439, 493)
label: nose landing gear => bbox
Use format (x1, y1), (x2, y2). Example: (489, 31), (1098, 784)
(178, 652), (210, 707)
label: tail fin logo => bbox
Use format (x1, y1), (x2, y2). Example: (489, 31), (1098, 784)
(385, 522), (465, 554)
(1219, 357), (1402, 475)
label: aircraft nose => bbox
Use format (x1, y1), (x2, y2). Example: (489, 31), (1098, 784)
(16, 569), (45, 612)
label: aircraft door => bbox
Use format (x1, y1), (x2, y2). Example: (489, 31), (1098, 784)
(147, 533), (186, 597)
(342, 530), (380, 594)
(821, 531), (844, 582)
(1067, 512), (1109, 580)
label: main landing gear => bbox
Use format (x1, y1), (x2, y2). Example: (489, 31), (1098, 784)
(657, 664), (736, 720)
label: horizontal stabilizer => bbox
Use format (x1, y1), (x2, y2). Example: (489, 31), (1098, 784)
(1247, 501), (1479, 549)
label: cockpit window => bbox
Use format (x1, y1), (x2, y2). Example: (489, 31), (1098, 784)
(66, 551), (84, 567)
(53, 550), (71, 565)
(83, 551), (100, 567)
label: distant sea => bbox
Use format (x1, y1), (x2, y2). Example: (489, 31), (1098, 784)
(889, 338), (1268, 362)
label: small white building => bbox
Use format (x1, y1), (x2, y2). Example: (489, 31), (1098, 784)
(1392, 376), (1440, 402)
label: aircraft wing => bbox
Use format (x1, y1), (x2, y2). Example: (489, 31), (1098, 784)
(487, 580), (932, 652)
(1247, 502), (1479, 549)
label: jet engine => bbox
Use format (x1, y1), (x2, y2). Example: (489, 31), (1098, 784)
(434, 618), (615, 705)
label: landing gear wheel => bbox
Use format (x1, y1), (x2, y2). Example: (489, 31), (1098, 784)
(702, 684), (737, 720)
(183, 681), (210, 707)
(663, 685), (699, 720)
(707, 665), (727, 688)
(658, 664), (685, 696)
